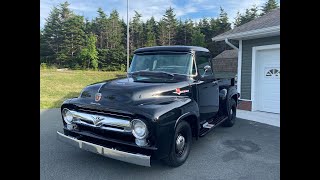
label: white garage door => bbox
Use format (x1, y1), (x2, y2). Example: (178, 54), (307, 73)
(255, 46), (280, 113)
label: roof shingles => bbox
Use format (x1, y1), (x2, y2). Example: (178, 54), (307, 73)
(213, 8), (280, 40)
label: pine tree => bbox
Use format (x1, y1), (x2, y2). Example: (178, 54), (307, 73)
(108, 10), (123, 49)
(184, 19), (194, 45)
(92, 8), (109, 49)
(261, 0), (279, 15)
(130, 11), (143, 50)
(209, 8), (232, 57)
(42, 7), (62, 65)
(234, 5), (259, 27)
(191, 28), (205, 47)
(217, 7), (231, 34)
(40, 30), (51, 64)
(175, 19), (185, 45)
(199, 18), (212, 47)
(157, 19), (166, 46)
(163, 7), (177, 45)
(41, 1), (265, 70)
(145, 17), (157, 47)
(234, 11), (242, 27)
(62, 15), (86, 63)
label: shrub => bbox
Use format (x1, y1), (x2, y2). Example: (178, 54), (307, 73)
(120, 64), (126, 72)
(40, 63), (47, 70)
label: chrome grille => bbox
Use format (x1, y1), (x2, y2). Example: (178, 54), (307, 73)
(70, 110), (132, 133)
(77, 107), (132, 119)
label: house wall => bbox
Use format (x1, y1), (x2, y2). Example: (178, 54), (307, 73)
(241, 35), (280, 100)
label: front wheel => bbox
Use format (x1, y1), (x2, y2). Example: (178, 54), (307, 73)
(222, 98), (237, 127)
(163, 121), (192, 167)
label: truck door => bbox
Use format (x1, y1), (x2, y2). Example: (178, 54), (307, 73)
(195, 52), (219, 121)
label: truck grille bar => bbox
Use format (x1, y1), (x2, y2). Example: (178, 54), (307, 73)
(70, 110), (132, 133)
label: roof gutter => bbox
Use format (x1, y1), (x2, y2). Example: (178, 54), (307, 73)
(225, 38), (238, 50)
(212, 25), (280, 41)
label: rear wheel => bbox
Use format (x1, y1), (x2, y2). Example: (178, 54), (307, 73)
(163, 121), (192, 167)
(222, 98), (237, 127)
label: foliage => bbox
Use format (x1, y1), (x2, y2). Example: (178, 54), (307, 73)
(40, 1), (275, 69)
(261, 0), (279, 15)
(40, 63), (47, 70)
(191, 28), (205, 47)
(234, 5), (259, 27)
(79, 33), (98, 70)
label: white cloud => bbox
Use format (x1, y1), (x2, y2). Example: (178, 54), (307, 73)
(40, 0), (277, 28)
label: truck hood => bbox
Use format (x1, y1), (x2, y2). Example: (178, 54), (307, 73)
(78, 77), (192, 106)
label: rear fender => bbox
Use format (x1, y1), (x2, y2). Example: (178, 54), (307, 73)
(227, 86), (239, 105)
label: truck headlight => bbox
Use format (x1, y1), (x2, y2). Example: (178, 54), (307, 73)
(62, 108), (73, 124)
(131, 119), (148, 139)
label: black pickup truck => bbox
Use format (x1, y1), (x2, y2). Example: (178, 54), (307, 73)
(57, 46), (240, 167)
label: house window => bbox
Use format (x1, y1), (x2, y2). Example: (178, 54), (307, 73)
(265, 68), (280, 78)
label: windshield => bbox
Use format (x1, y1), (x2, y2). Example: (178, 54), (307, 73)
(129, 53), (193, 76)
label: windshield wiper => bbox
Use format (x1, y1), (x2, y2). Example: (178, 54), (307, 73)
(130, 70), (175, 79)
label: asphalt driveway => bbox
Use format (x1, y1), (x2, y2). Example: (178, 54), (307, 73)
(40, 109), (280, 180)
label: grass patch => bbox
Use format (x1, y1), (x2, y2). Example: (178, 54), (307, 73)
(40, 69), (126, 109)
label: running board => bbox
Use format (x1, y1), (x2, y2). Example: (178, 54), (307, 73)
(199, 116), (228, 137)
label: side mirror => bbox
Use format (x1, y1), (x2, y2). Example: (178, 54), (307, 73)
(204, 65), (211, 72)
(202, 65), (211, 77)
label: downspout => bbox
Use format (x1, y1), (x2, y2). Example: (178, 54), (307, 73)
(225, 38), (238, 50)
(224, 38), (240, 96)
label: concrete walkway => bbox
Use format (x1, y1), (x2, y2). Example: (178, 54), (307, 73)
(237, 110), (280, 127)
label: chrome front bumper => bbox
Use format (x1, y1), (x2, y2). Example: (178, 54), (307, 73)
(56, 131), (151, 167)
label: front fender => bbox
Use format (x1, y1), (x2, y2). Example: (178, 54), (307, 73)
(151, 98), (199, 159)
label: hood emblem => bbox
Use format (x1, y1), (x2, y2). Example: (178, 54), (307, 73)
(95, 93), (102, 102)
(91, 115), (104, 125)
(173, 88), (189, 95)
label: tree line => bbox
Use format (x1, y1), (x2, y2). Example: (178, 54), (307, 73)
(40, 0), (278, 71)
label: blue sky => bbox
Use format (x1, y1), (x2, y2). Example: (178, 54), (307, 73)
(40, 0), (279, 28)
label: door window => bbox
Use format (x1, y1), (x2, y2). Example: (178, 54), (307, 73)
(196, 54), (212, 77)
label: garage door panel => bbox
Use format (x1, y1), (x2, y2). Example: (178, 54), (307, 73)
(255, 47), (280, 113)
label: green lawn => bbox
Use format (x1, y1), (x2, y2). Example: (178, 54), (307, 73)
(40, 69), (126, 109)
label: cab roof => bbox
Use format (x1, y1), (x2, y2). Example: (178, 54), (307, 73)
(134, 46), (210, 54)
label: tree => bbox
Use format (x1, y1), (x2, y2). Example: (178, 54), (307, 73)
(41, 1), (260, 70)
(42, 7), (62, 65)
(79, 33), (98, 70)
(191, 28), (205, 47)
(207, 8), (232, 57)
(184, 19), (194, 45)
(91, 8), (109, 49)
(157, 19), (167, 46)
(145, 17), (157, 47)
(199, 18), (212, 48)
(130, 11), (143, 50)
(175, 19), (185, 45)
(217, 7), (231, 34)
(62, 15), (86, 62)
(163, 7), (177, 45)
(261, 0), (279, 15)
(108, 10), (124, 49)
(234, 5), (259, 27)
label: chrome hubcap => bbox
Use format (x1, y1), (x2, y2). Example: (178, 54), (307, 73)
(176, 134), (185, 152)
